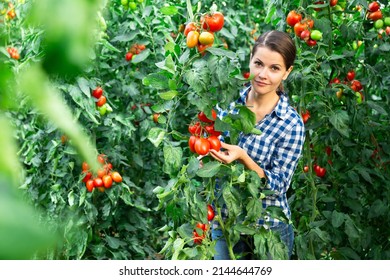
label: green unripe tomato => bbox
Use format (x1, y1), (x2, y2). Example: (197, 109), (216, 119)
(374, 19), (384, 29)
(355, 92), (363, 104)
(128, 1), (137, 10)
(310, 30), (323, 41)
(137, 0), (144, 3)
(384, 17), (390, 27)
(99, 104), (107, 116)
(121, 0), (128, 6)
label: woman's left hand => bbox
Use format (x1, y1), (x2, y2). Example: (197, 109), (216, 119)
(209, 142), (244, 164)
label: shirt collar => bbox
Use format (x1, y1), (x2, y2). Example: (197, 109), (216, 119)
(239, 85), (289, 120)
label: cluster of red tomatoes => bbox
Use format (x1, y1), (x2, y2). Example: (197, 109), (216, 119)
(193, 204), (215, 245)
(91, 86), (112, 115)
(330, 70), (364, 103)
(125, 43), (146, 61)
(2, 2), (16, 21)
(303, 162), (327, 178)
(81, 154), (123, 193)
(188, 109), (222, 156)
(286, 10), (322, 47)
(7, 46), (19, 60)
(366, 1), (390, 36)
(184, 11), (224, 54)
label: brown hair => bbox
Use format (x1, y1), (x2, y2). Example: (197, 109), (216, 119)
(251, 30), (296, 92)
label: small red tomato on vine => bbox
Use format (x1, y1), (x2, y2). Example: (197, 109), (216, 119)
(92, 86), (103, 99)
(198, 109), (217, 123)
(202, 12), (224, 32)
(96, 95), (107, 107)
(111, 171), (123, 183)
(346, 70), (355, 81)
(368, 1), (380, 13)
(207, 135), (221, 152)
(286, 10), (302, 27)
(207, 204), (215, 221)
(194, 138), (210, 156)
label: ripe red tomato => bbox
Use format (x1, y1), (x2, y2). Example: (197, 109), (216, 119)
(82, 171), (92, 182)
(194, 138), (210, 155)
(97, 168), (107, 178)
(286, 10), (302, 27)
(96, 95), (107, 107)
(86, 180), (95, 192)
(314, 165), (326, 177)
(368, 1), (380, 12)
(125, 52), (133, 61)
(205, 123), (221, 137)
(198, 109), (217, 123)
(301, 110), (310, 124)
(368, 10), (382, 21)
(188, 122), (202, 136)
(97, 154), (106, 164)
(93, 177), (104, 188)
(202, 12), (224, 32)
(111, 171), (123, 183)
(82, 161), (90, 171)
(300, 29), (311, 41)
(207, 204), (215, 221)
(330, 0), (338, 7)
(346, 70), (355, 81)
(188, 135), (197, 153)
(184, 22), (197, 36)
(207, 136), (221, 152)
(306, 38), (317, 47)
(330, 77), (341, 84)
(351, 80), (363, 92)
(243, 72), (250, 79)
(197, 43), (212, 55)
(92, 87), (103, 99)
(102, 174), (113, 188)
(303, 166), (309, 173)
(294, 22), (308, 37)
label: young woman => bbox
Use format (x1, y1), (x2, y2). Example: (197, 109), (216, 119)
(209, 30), (305, 259)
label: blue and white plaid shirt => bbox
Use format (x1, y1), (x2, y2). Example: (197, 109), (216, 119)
(216, 85), (305, 228)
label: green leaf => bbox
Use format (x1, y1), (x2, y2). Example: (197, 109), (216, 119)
(105, 235), (127, 250)
(196, 161), (221, 177)
(143, 73), (170, 90)
(163, 145), (183, 176)
(101, 39), (121, 52)
(160, 6), (178, 16)
(266, 206), (288, 223)
(368, 199), (387, 219)
(158, 90), (178, 100)
(77, 77), (90, 97)
(147, 127), (166, 147)
(132, 49), (151, 63)
(206, 47), (237, 59)
(331, 210), (345, 228)
(329, 110), (350, 138)
(344, 216), (360, 239)
(246, 198), (263, 221)
(234, 224), (257, 235)
(366, 101), (388, 116)
(156, 54), (176, 75)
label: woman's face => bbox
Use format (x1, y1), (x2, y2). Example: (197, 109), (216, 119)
(249, 46), (292, 96)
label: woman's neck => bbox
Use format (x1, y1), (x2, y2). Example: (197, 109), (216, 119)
(246, 89), (280, 122)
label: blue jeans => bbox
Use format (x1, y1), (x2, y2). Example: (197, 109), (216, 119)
(211, 223), (294, 260)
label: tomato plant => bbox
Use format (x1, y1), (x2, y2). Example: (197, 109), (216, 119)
(1, 0), (389, 262)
